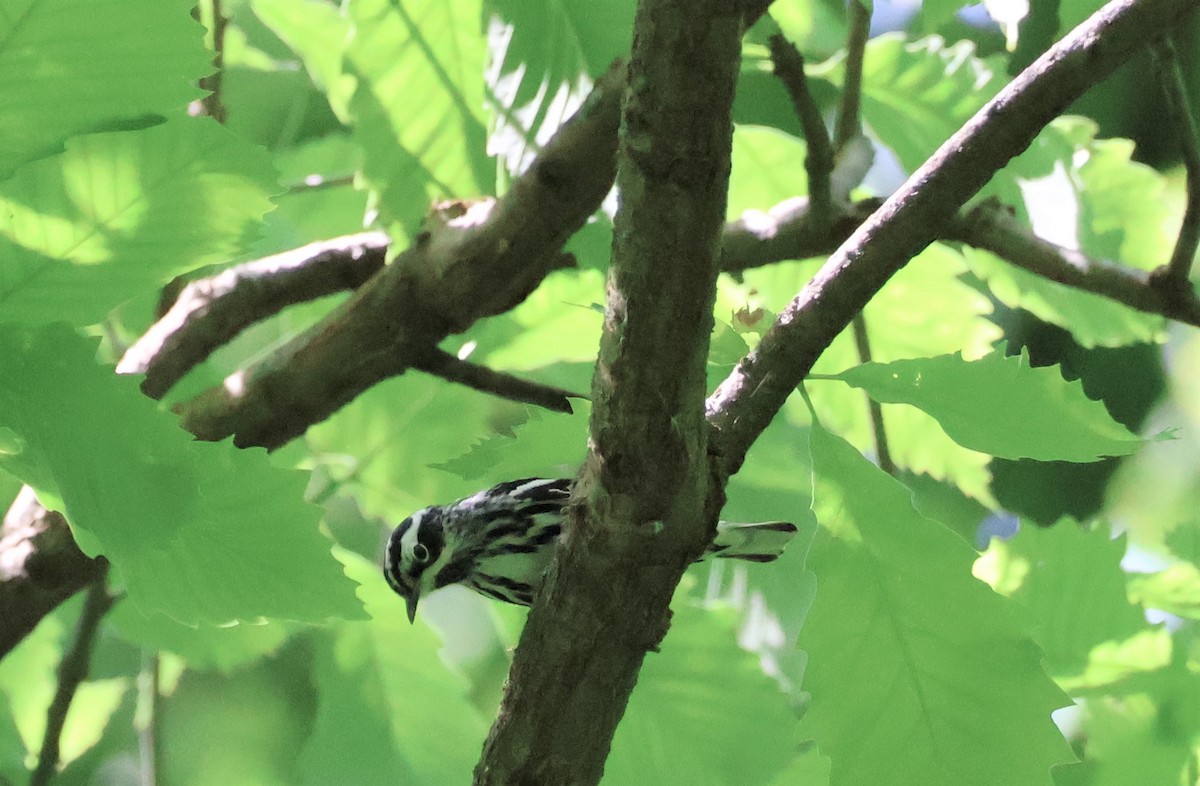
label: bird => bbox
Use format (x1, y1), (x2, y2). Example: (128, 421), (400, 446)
(383, 477), (797, 623)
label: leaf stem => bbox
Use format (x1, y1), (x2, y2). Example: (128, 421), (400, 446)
(851, 314), (894, 474)
(834, 1), (872, 152)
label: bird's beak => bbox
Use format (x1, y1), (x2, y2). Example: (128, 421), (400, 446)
(405, 592), (419, 624)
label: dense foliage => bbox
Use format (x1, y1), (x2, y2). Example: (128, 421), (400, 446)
(1, 0), (1199, 784)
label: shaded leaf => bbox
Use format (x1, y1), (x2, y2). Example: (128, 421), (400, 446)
(607, 600), (797, 785)
(0, 325), (363, 624)
(298, 551), (488, 786)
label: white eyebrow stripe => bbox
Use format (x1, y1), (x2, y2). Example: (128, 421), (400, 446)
(399, 510), (426, 557)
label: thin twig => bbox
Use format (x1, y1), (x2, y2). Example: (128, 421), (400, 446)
(410, 349), (583, 413)
(1151, 37), (1200, 289)
(944, 200), (1200, 327)
(850, 314), (894, 474)
(30, 569), (116, 786)
(137, 651), (161, 786)
(834, 0), (872, 152)
(720, 194), (1200, 328)
(768, 33), (834, 228)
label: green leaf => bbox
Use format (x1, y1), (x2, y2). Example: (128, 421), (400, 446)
(800, 423), (1074, 785)
(304, 371), (499, 523)
(919, 0), (974, 31)
(977, 521), (1148, 676)
(963, 248), (1165, 349)
(108, 603), (292, 672)
(57, 679), (128, 769)
(1059, 629), (1172, 695)
(607, 600), (797, 785)
(728, 125), (812, 216)
(433, 402), (589, 483)
(821, 34), (1004, 175)
(1074, 646), (1200, 786)
(0, 325), (363, 625)
(0, 599), (64, 757)
(970, 117), (1175, 348)
(1127, 563), (1200, 621)
(474, 268), (605, 370)
(831, 348), (1146, 462)
(252, 0), (356, 118)
(0, 119), (278, 327)
(731, 221), (1000, 500)
(345, 0), (489, 237)
(0, 0), (210, 176)
(298, 550), (488, 786)
(486, 0), (634, 173)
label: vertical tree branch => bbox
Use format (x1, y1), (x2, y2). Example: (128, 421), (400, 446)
(834, 0), (872, 151)
(137, 651), (162, 786)
(1151, 37), (1200, 288)
(768, 33), (833, 227)
(474, 2), (744, 783)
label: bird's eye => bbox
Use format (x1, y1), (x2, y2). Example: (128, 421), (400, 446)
(412, 543), (430, 563)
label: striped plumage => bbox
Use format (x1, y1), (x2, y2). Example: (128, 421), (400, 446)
(383, 478), (797, 622)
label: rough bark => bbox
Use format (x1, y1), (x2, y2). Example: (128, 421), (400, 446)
(0, 488), (104, 659)
(474, 1), (743, 783)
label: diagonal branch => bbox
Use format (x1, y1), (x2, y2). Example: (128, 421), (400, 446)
(118, 232), (390, 398)
(175, 65), (626, 449)
(706, 0), (1200, 480)
(0, 488), (105, 660)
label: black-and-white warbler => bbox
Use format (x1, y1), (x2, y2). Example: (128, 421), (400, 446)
(383, 477), (797, 622)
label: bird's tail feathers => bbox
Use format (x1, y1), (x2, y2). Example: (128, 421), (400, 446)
(709, 520), (797, 563)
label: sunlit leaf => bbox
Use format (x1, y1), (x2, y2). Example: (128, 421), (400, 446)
(800, 422), (1073, 784)
(0, 0), (209, 176)
(345, 0), (489, 237)
(485, 0), (633, 173)
(831, 348), (1146, 461)
(977, 520), (1147, 676)
(0, 119), (277, 327)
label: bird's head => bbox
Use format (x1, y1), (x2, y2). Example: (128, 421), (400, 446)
(383, 507), (448, 623)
